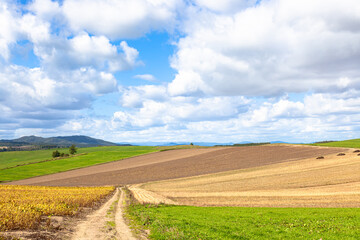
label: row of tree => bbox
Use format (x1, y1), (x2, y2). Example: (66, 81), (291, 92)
(52, 144), (77, 158)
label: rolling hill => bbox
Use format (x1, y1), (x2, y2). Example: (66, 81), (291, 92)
(0, 135), (127, 148)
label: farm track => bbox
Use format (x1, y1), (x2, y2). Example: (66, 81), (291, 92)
(72, 188), (136, 240)
(7, 145), (345, 186)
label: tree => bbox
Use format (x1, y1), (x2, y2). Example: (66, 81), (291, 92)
(52, 150), (60, 158)
(69, 144), (77, 155)
(190, 142), (194, 146)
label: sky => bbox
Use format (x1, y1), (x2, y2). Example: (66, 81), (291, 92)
(1, 0), (360, 143)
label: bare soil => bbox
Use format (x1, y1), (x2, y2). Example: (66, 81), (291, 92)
(129, 185), (177, 205)
(72, 188), (136, 240)
(140, 149), (360, 207)
(8, 145), (344, 187)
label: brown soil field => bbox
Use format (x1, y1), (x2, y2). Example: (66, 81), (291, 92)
(8, 144), (344, 187)
(139, 148), (360, 207)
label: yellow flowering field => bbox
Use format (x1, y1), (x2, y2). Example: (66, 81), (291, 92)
(0, 185), (115, 231)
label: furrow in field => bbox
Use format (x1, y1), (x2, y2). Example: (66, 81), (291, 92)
(140, 149), (360, 207)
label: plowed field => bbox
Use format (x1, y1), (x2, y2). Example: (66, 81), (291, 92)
(141, 148), (360, 207)
(7, 145), (344, 187)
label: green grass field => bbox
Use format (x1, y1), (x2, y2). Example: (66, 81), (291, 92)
(311, 139), (360, 149)
(0, 146), (142, 169)
(0, 146), (157, 182)
(127, 204), (360, 239)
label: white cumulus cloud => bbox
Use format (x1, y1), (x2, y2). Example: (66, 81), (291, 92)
(62, 0), (183, 39)
(170, 0), (360, 97)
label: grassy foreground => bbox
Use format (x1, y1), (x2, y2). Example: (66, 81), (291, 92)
(0, 146), (157, 182)
(312, 139), (360, 149)
(127, 204), (360, 239)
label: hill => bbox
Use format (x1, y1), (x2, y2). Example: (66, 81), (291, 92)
(8, 145), (343, 186)
(0, 146), (157, 182)
(0, 135), (127, 148)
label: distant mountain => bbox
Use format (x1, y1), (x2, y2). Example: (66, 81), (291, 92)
(132, 141), (285, 147)
(2, 135), (126, 148)
(270, 141), (287, 144)
(128, 141), (247, 146)
(129, 142), (216, 146)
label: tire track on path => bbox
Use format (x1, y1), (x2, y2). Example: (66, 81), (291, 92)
(72, 188), (137, 240)
(116, 188), (137, 240)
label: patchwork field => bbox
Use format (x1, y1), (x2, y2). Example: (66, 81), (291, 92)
(6, 145), (343, 186)
(125, 144), (360, 239)
(2, 144), (359, 239)
(136, 148), (360, 207)
(0, 146), (157, 182)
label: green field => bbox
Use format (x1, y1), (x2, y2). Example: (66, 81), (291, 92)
(312, 139), (360, 149)
(127, 204), (360, 239)
(0, 146), (105, 169)
(0, 146), (157, 182)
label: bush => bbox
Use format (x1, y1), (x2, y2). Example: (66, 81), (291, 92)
(52, 150), (60, 158)
(69, 145), (77, 155)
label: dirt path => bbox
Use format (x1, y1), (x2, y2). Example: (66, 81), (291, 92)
(115, 189), (137, 240)
(72, 188), (137, 240)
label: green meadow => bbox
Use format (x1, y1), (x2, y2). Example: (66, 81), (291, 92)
(0, 146), (157, 182)
(127, 204), (360, 240)
(311, 138), (360, 149)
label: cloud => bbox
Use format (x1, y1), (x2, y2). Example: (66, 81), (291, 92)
(33, 32), (139, 72)
(116, 85), (250, 128)
(133, 74), (156, 81)
(0, 1), (125, 137)
(0, 2), (141, 71)
(2, 0), (360, 144)
(170, 0), (360, 97)
(27, 0), (61, 20)
(62, 0), (183, 39)
(0, 1), (22, 60)
(120, 85), (168, 108)
(0, 63), (117, 135)
(49, 91), (360, 143)
(10, 88), (360, 143)
(0, 1), (52, 60)
(194, 0), (258, 13)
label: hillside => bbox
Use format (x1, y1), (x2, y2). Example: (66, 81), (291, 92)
(139, 146), (359, 208)
(0, 135), (127, 148)
(312, 139), (360, 148)
(7, 145), (343, 186)
(0, 146), (157, 182)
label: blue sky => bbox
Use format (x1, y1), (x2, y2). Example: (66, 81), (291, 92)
(1, 0), (360, 143)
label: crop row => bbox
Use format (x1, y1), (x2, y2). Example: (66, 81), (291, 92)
(0, 185), (115, 231)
